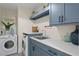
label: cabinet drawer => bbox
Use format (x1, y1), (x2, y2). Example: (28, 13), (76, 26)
(30, 39), (70, 56)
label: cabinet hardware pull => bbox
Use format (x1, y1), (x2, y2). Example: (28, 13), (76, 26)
(32, 46), (35, 51)
(61, 16), (64, 22)
(59, 16), (60, 22)
(48, 50), (57, 55)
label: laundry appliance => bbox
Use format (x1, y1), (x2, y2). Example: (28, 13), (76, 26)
(0, 35), (17, 56)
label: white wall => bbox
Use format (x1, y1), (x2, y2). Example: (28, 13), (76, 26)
(17, 6), (33, 53)
(0, 7), (17, 35)
(34, 15), (77, 41)
(17, 3), (48, 53)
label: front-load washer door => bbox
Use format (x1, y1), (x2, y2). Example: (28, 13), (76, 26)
(0, 38), (17, 56)
(4, 40), (14, 49)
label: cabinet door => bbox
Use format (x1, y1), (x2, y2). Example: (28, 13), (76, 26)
(31, 43), (50, 56)
(49, 3), (64, 26)
(64, 3), (79, 23)
(31, 44), (39, 56)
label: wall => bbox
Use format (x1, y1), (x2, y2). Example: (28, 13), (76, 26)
(34, 14), (77, 41)
(0, 7), (17, 35)
(17, 6), (33, 53)
(17, 3), (47, 54)
(37, 21), (76, 40)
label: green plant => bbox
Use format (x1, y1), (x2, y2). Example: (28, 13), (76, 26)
(1, 21), (14, 31)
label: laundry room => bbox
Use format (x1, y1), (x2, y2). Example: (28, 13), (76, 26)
(0, 3), (79, 56)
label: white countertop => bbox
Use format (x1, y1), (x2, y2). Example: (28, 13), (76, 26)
(30, 37), (79, 56)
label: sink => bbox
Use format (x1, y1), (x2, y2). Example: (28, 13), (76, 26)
(34, 36), (48, 40)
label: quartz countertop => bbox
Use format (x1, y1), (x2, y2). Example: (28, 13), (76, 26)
(30, 37), (79, 56)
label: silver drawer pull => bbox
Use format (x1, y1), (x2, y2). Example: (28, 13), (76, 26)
(61, 16), (64, 22)
(59, 16), (60, 22)
(32, 46), (35, 51)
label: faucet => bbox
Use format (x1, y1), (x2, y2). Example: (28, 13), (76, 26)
(41, 28), (46, 37)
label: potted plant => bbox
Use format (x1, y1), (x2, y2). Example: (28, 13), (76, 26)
(1, 18), (14, 35)
(1, 21), (14, 31)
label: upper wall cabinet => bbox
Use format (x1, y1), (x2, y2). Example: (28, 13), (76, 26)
(49, 3), (79, 26)
(64, 3), (79, 23)
(30, 6), (49, 20)
(49, 3), (64, 25)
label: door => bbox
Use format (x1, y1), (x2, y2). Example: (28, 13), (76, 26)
(49, 3), (64, 26)
(64, 3), (79, 23)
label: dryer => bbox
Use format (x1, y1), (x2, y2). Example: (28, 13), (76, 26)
(0, 35), (17, 56)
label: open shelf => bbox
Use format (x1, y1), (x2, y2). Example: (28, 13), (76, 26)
(30, 6), (49, 20)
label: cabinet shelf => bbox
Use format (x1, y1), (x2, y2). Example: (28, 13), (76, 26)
(30, 6), (49, 20)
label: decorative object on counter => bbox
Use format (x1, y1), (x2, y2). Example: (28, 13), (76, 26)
(64, 33), (71, 42)
(32, 24), (39, 32)
(70, 25), (79, 45)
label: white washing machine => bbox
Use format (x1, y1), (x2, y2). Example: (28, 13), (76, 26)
(0, 35), (17, 56)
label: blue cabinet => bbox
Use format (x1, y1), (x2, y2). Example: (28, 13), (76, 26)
(50, 3), (64, 26)
(31, 44), (39, 56)
(64, 3), (79, 23)
(50, 3), (79, 26)
(29, 38), (50, 56)
(29, 38), (57, 56)
(29, 37), (70, 56)
(31, 42), (50, 56)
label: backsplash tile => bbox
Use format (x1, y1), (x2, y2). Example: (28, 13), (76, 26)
(37, 22), (76, 40)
